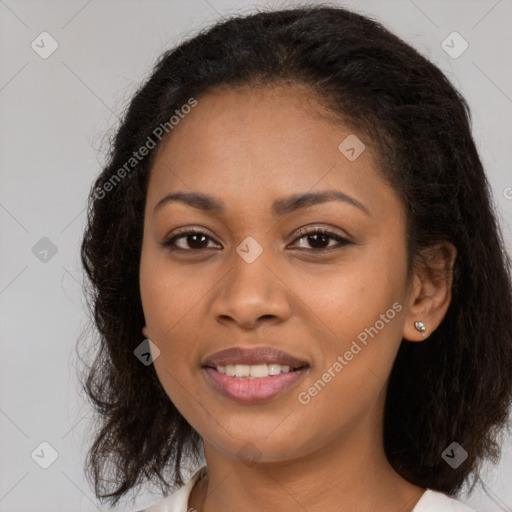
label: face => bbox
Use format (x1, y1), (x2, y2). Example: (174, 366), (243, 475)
(139, 84), (415, 463)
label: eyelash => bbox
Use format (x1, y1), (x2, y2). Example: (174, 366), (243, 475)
(161, 227), (352, 253)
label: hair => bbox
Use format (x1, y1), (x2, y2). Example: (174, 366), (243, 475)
(79, 2), (512, 507)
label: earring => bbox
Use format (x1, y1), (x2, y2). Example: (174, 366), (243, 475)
(414, 321), (426, 334)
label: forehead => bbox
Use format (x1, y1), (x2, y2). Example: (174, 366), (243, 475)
(146, 84), (398, 220)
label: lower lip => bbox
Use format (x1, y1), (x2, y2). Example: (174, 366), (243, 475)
(203, 367), (308, 404)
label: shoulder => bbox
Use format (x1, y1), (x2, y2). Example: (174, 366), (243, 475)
(137, 466), (207, 512)
(413, 489), (478, 512)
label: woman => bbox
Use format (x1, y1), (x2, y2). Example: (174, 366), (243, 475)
(80, 5), (512, 512)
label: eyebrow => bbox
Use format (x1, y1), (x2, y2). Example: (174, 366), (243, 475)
(153, 189), (370, 217)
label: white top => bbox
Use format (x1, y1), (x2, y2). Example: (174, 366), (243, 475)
(139, 466), (478, 512)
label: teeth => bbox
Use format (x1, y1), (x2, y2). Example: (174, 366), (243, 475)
(216, 363), (293, 378)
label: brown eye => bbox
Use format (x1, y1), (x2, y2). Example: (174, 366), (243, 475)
(291, 228), (352, 251)
(162, 229), (220, 251)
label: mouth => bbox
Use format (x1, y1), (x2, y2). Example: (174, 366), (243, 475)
(202, 365), (309, 404)
(203, 362), (308, 379)
(201, 346), (310, 403)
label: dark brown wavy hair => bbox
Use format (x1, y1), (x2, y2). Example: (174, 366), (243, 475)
(79, 3), (512, 507)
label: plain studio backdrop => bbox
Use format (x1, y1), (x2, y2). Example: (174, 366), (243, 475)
(1, 1), (511, 511)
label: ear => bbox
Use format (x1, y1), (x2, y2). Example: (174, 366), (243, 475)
(142, 325), (150, 339)
(402, 242), (457, 342)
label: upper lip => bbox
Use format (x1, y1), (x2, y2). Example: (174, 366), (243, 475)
(202, 346), (309, 369)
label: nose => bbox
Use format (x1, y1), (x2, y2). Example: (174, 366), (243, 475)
(211, 247), (292, 330)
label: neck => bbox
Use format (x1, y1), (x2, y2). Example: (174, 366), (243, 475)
(189, 409), (425, 512)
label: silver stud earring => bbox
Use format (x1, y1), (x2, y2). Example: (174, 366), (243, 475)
(414, 321), (426, 334)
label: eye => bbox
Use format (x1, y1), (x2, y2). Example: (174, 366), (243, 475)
(161, 228), (220, 251)
(290, 227), (352, 251)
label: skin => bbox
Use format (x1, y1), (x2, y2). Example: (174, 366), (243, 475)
(139, 83), (457, 512)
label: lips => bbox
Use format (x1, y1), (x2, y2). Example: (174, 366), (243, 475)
(202, 346), (309, 369)
(201, 346), (310, 403)
(203, 365), (309, 403)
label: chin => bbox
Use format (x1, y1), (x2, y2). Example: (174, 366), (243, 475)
(206, 429), (309, 464)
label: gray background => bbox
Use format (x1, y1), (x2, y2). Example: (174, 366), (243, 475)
(1, 0), (511, 511)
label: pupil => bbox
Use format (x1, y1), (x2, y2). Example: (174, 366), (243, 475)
(189, 234), (208, 248)
(309, 233), (329, 248)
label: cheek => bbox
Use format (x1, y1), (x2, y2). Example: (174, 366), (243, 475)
(140, 251), (206, 340)
(139, 255), (204, 399)
(291, 255), (403, 339)
(287, 243), (406, 381)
